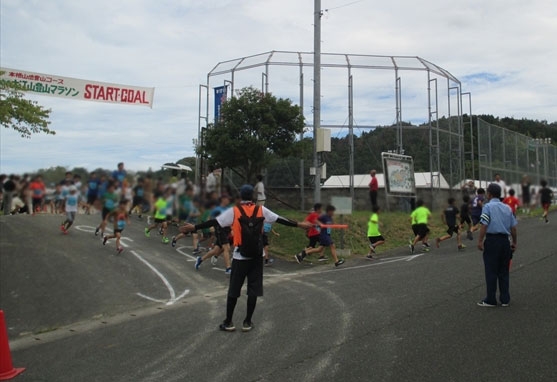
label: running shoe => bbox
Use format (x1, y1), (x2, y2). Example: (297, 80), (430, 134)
(103, 235), (108, 245)
(219, 321), (235, 332)
(477, 300), (496, 308)
(335, 259), (345, 267)
(458, 244), (466, 250)
(242, 321), (253, 332)
(211, 256), (218, 266)
(195, 256), (202, 270)
(60, 224), (65, 232)
(294, 253), (303, 264)
(264, 258), (274, 266)
(366, 254), (374, 260)
(94, 227), (100, 236)
(171, 237), (177, 247)
(117, 247), (124, 254)
(162, 237), (170, 244)
(317, 256), (328, 262)
(144, 228), (150, 238)
(410, 244), (415, 254)
(225, 267), (231, 275)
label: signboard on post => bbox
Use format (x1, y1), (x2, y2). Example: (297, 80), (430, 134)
(0, 67), (155, 108)
(214, 85), (227, 121)
(381, 152), (416, 196)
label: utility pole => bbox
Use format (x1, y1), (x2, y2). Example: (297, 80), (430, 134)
(313, 0), (322, 203)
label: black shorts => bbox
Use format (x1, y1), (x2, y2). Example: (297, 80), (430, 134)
(87, 194), (97, 205)
(228, 257), (264, 298)
(262, 233), (269, 247)
(215, 227), (231, 247)
(131, 196), (143, 208)
(154, 218), (166, 224)
(368, 235), (385, 245)
(446, 225), (459, 236)
(471, 215), (481, 225)
(114, 229), (124, 234)
(307, 234), (320, 248)
(414, 223), (429, 239)
(460, 216), (471, 225)
(102, 207), (113, 220)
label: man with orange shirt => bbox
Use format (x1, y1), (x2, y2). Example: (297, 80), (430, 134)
(29, 175), (46, 213)
(182, 185), (311, 332)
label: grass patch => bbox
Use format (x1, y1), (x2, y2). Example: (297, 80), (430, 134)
(267, 205), (557, 261)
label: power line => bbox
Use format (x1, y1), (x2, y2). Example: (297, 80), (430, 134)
(324, 0), (367, 12)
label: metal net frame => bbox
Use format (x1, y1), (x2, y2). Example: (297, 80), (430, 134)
(197, 50), (470, 206)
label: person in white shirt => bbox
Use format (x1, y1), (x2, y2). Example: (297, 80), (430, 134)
(492, 173), (507, 200)
(254, 174), (266, 206)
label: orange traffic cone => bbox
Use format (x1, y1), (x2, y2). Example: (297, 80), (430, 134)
(0, 310), (25, 380)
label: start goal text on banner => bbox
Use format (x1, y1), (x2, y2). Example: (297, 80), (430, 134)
(0, 67), (155, 108)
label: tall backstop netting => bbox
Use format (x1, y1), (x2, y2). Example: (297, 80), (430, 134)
(477, 118), (557, 189)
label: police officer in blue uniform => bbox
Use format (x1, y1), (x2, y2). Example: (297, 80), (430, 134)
(477, 183), (518, 307)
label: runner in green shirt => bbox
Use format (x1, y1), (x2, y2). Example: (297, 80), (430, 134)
(144, 190), (170, 244)
(409, 199), (432, 254)
(366, 205), (385, 259)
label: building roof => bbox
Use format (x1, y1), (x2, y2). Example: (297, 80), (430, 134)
(322, 172), (451, 189)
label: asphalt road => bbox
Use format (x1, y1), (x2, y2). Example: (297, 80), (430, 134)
(0, 211), (556, 382)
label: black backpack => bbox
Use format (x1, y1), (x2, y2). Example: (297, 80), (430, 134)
(236, 204), (265, 258)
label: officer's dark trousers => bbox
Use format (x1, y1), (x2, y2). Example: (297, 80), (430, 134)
(482, 234), (512, 305)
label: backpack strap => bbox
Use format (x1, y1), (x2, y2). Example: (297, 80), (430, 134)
(236, 204), (247, 217)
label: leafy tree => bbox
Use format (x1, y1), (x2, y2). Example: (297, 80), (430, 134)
(0, 71), (53, 138)
(200, 87), (305, 183)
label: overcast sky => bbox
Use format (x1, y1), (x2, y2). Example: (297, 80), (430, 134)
(1, 0), (556, 175)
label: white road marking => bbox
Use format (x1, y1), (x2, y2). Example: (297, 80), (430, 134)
(130, 250), (190, 305)
(75, 225), (190, 305)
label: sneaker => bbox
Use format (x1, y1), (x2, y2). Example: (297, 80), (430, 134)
(422, 242), (430, 248)
(501, 303), (510, 307)
(366, 254), (374, 260)
(211, 256), (218, 266)
(103, 235), (108, 245)
(219, 321), (235, 332)
(294, 253), (303, 264)
(467, 231), (474, 240)
(335, 259), (345, 267)
(421, 246), (430, 252)
(192, 247), (201, 255)
(225, 267), (231, 275)
(410, 244), (415, 254)
(162, 237), (170, 244)
(60, 224), (65, 232)
(147, 216), (152, 225)
(477, 300), (497, 308)
(95, 227), (100, 236)
(171, 237), (177, 247)
(159, 228), (164, 235)
(117, 247), (124, 254)
(195, 256), (202, 270)
(317, 256), (328, 262)
(264, 258), (274, 266)
(458, 244), (466, 250)
(242, 321), (253, 332)
(144, 228), (150, 238)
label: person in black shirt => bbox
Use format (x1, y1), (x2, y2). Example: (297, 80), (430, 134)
(539, 179), (554, 223)
(436, 197), (465, 250)
(2, 175), (17, 215)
